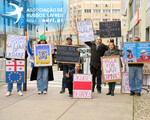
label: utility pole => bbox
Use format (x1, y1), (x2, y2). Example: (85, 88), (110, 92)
(23, 0), (27, 91)
(4, 0), (6, 57)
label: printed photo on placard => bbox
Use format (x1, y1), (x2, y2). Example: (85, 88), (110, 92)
(34, 44), (52, 67)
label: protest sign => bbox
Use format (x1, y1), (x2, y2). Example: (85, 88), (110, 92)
(99, 21), (121, 38)
(101, 56), (122, 83)
(34, 44), (52, 67)
(56, 45), (79, 63)
(123, 42), (150, 63)
(143, 63), (150, 74)
(121, 73), (130, 94)
(73, 74), (92, 99)
(6, 60), (25, 83)
(6, 35), (27, 59)
(77, 21), (95, 42)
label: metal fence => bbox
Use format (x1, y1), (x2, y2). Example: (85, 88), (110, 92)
(0, 59), (5, 83)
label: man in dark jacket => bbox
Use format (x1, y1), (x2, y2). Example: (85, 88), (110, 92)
(85, 37), (108, 93)
(66, 63), (83, 97)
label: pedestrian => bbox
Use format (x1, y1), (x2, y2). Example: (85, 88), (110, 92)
(60, 37), (75, 94)
(66, 63), (83, 97)
(6, 48), (28, 97)
(85, 37), (108, 93)
(30, 34), (54, 94)
(128, 36), (143, 96)
(104, 42), (122, 96)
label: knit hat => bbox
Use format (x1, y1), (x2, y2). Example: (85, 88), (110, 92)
(40, 34), (46, 41)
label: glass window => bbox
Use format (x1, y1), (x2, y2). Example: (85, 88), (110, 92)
(112, 9), (120, 13)
(103, 9), (110, 13)
(84, 9), (91, 13)
(93, 9), (101, 13)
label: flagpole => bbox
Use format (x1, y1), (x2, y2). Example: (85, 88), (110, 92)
(23, 0), (27, 91)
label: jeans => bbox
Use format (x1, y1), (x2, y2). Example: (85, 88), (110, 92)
(61, 65), (68, 90)
(66, 78), (73, 95)
(7, 83), (22, 92)
(37, 67), (49, 92)
(108, 82), (116, 90)
(90, 66), (102, 91)
(129, 66), (143, 93)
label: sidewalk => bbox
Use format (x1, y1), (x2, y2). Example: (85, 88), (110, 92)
(0, 70), (133, 120)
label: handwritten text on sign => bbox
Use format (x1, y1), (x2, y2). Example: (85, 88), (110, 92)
(102, 57), (121, 81)
(73, 74), (92, 98)
(77, 21), (94, 42)
(122, 73), (130, 93)
(6, 35), (26, 59)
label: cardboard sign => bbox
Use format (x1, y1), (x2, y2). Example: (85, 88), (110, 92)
(101, 56), (122, 83)
(6, 35), (27, 59)
(56, 45), (79, 63)
(122, 73), (130, 94)
(34, 44), (52, 67)
(99, 21), (121, 38)
(143, 63), (150, 74)
(6, 60), (25, 83)
(73, 74), (92, 99)
(123, 42), (150, 63)
(77, 21), (95, 42)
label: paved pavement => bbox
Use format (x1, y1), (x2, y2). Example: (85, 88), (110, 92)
(0, 70), (133, 120)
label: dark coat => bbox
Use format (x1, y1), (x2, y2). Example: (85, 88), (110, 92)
(85, 42), (108, 67)
(30, 66), (54, 81)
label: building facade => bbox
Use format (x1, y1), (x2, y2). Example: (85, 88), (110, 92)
(123, 0), (150, 42)
(45, 0), (126, 46)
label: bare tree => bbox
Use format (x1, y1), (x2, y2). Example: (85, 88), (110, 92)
(53, 0), (67, 45)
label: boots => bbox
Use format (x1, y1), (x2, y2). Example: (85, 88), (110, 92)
(111, 89), (114, 96)
(106, 89), (111, 95)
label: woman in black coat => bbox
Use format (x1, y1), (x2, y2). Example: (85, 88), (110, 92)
(30, 34), (54, 94)
(104, 42), (121, 96)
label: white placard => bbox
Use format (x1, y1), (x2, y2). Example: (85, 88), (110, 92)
(6, 35), (26, 59)
(122, 73), (130, 94)
(77, 21), (95, 42)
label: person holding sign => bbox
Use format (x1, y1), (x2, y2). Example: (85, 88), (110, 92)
(66, 63), (83, 98)
(85, 37), (108, 93)
(60, 37), (75, 94)
(30, 34), (54, 94)
(128, 37), (143, 96)
(104, 42), (121, 96)
(5, 48), (28, 97)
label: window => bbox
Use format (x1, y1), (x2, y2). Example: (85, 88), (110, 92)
(93, 9), (101, 13)
(103, 19), (110, 21)
(112, 9), (120, 13)
(103, 9), (110, 13)
(84, 9), (91, 13)
(28, 24), (32, 31)
(46, 27), (48, 31)
(78, 10), (82, 14)
(113, 19), (120, 21)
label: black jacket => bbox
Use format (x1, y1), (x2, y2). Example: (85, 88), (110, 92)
(30, 66), (54, 81)
(85, 42), (108, 67)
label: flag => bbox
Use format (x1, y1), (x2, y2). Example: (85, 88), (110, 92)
(27, 36), (34, 68)
(6, 60), (25, 83)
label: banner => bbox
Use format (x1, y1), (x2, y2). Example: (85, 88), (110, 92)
(123, 42), (150, 63)
(34, 44), (52, 67)
(73, 74), (92, 99)
(77, 21), (95, 42)
(6, 60), (25, 83)
(6, 35), (27, 59)
(101, 56), (122, 83)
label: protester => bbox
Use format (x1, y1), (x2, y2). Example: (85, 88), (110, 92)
(60, 37), (75, 94)
(66, 63), (83, 97)
(104, 42), (121, 96)
(85, 37), (108, 93)
(6, 48), (28, 97)
(128, 36), (143, 96)
(30, 34), (54, 94)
